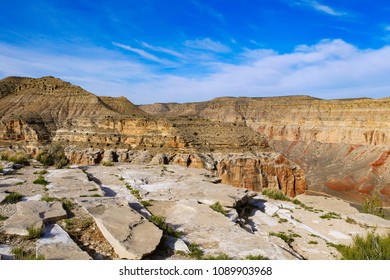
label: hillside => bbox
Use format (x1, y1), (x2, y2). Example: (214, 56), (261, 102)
(140, 96), (390, 205)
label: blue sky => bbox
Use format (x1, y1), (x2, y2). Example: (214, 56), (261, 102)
(1, 0), (390, 104)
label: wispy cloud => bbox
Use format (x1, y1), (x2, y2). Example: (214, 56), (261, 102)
(2, 40), (390, 104)
(184, 38), (231, 53)
(140, 42), (185, 58)
(295, 0), (347, 16)
(112, 42), (166, 63)
(385, 25), (390, 32)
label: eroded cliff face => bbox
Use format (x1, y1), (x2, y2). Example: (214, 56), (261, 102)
(140, 96), (390, 204)
(0, 76), (304, 197)
(63, 147), (306, 197)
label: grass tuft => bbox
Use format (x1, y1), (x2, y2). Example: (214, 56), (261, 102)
(345, 217), (357, 224)
(209, 202), (227, 216)
(336, 231), (390, 260)
(0, 150), (29, 164)
(362, 192), (385, 218)
(270, 231), (298, 245)
(140, 200), (153, 207)
(61, 199), (74, 211)
(244, 254), (270, 260)
(262, 189), (290, 201)
(1, 192), (23, 204)
(101, 160), (114, 167)
(26, 226), (45, 240)
(320, 212), (341, 220)
(0, 214), (9, 221)
(33, 175), (49, 186)
(188, 242), (204, 259)
(150, 214), (182, 238)
(11, 247), (45, 260)
(41, 195), (58, 202)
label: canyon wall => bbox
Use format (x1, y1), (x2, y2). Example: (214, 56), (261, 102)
(140, 96), (390, 204)
(0, 77), (305, 197)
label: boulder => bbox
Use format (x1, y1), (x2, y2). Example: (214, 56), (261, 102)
(45, 168), (104, 198)
(77, 197), (162, 259)
(36, 224), (91, 260)
(1, 201), (67, 236)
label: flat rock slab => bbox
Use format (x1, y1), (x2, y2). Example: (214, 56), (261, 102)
(295, 194), (359, 215)
(46, 168), (104, 198)
(77, 197), (162, 260)
(1, 201), (67, 236)
(115, 165), (251, 208)
(148, 200), (296, 260)
(37, 224), (91, 260)
(0, 177), (25, 187)
(0, 244), (13, 260)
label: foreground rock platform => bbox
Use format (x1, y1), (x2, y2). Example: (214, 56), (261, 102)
(37, 224), (91, 260)
(1, 201), (67, 236)
(76, 196), (162, 259)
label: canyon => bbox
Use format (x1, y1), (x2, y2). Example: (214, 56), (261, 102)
(1, 76), (389, 260)
(140, 96), (390, 206)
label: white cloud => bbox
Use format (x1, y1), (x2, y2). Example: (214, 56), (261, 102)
(1, 40), (390, 104)
(184, 38), (231, 53)
(140, 42), (185, 58)
(112, 42), (167, 63)
(129, 40), (390, 103)
(385, 25), (390, 32)
(295, 0), (346, 16)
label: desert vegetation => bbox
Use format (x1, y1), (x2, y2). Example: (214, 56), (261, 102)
(362, 192), (385, 218)
(336, 231), (390, 260)
(36, 143), (68, 168)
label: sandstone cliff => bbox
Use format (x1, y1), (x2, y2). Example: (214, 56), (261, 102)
(140, 96), (390, 204)
(0, 76), (305, 197)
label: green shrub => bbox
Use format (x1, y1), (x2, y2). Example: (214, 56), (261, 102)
(336, 231), (390, 260)
(61, 199), (74, 211)
(308, 240), (318, 245)
(26, 226), (45, 240)
(270, 231), (295, 245)
(0, 214), (8, 221)
(101, 160), (114, 167)
(64, 218), (76, 230)
(126, 184), (142, 199)
(362, 192), (385, 218)
(262, 189), (290, 201)
(11, 247), (45, 260)
(41, 195), (57, 202)
(202, 253), (233, 260)
(345, 217), (357, 224)
(209, 202), (227, 216)
(140, 200), (153, 207)
(150, 214), (182, 238)
(0, 150), (29, 164)
(278, 218), (288, 223)
(1, 192), (23, 204)
(36, 144), (68, 168)
(244, 254), (270, 260)
(33, 175), (49, 185)
(188, 243), (204, 259)
(320, 212), (341, 220)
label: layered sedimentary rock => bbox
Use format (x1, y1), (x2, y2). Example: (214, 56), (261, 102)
(0, 76), (304, 197)
(140, 96), (390, 204)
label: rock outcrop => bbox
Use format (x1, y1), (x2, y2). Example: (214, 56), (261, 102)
(140, 96), (390, 204)
(1, 201), (67, 236)
(77, 197), (163, 259)
(0, 76), (303, 196)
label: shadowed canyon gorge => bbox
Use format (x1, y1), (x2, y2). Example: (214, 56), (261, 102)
(1, 76), (389, 260)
